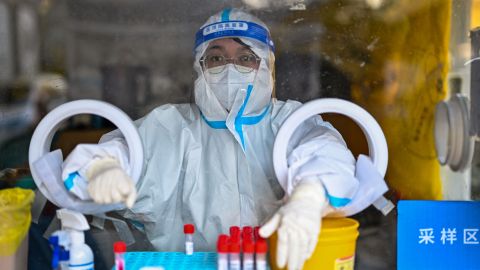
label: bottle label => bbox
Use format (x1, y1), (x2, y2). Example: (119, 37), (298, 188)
(256, 260), (267, 270)
(185, 241), (194, 255)
(69, 261), (94, 270)
(243, 260), (254, 270)
(230, 260), (241, 270)
(335, 255), (354, 270)
(217, 259), (228, 270)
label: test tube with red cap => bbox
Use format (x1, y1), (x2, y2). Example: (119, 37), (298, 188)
(229, 226), (241, 241)
(254, 226), (261, 241)
(217, 234), (229, 270)
(242, 226), (253, 242)
(229, 240), (241, 270)
(184, 224), (195, 255)
(255, 239), (268, 270)
(113, 241), (126, 270)
(243, 240), (255, 270)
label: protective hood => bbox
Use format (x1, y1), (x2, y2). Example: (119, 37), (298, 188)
(193, 8), (275, 145)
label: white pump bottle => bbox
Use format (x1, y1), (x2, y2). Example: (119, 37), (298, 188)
(57, 208), (94, 270)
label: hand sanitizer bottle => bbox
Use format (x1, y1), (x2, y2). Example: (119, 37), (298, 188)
(57, 208), (94, 270)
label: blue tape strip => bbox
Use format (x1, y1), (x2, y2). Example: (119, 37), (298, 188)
(237, 105), (270, 125)
(200, 111), (227, 129)
(327, 194), (352, 208)
(234, 85), (270, 150)
(234, 85), (253, 149)
(195, 21), (275, 51)
(63, 172), (77, 191)
(221, 8), (231, 22)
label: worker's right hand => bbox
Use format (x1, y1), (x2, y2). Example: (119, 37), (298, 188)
(259, 180), (327, 270)
(86, 156), (137, 208)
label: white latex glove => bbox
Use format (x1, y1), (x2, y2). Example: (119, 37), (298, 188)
(259, 180), (327, 270)
(86, 156), (137, 208)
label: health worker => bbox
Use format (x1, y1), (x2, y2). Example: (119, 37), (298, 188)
(61, 8), (360, 270)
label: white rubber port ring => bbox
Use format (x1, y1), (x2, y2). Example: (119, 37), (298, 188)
(28, 99), (144, 191)
(273, 98), (389, 186)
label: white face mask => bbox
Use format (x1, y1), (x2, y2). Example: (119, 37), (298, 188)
(204, 64), (256, 112)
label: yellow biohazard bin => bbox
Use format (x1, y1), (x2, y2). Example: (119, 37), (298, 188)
(269, 217), (359, 270)
(0, 188), (35, 270)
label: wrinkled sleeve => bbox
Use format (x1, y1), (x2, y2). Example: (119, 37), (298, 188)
(271, 100), (358, 209)
(287, 116), (358, 208)
(61, 119), (145, 200)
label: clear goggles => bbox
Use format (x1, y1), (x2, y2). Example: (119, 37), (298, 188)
(200, 52), (260, 74)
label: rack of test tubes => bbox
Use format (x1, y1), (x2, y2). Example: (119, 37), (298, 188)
(216, 226), (269, 270)
(111, 224), (270, 270)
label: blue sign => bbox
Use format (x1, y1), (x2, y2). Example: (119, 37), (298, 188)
(398, 200), (480, 270)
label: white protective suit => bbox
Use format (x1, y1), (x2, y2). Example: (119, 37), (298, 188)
(61, 8), (359, 251)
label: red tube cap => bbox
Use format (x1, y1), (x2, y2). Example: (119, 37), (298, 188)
(243, 226), (253, 234)
(242, 226), (253, 239)
(217, 235), (229, 253)
(218, 234), (229, 244)
(113, 241), (126, 253)
(229, 242), (241, 253)
(255, 239), (268, 254)
(184, 224), (195, 234)
(243, 240), (255, 253)
(254, 226), (261, 240)
(230, 226), (240, 237)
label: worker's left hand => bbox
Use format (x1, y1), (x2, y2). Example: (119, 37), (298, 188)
(259, 180), (328, 270)
(86, 156), (137, 208)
